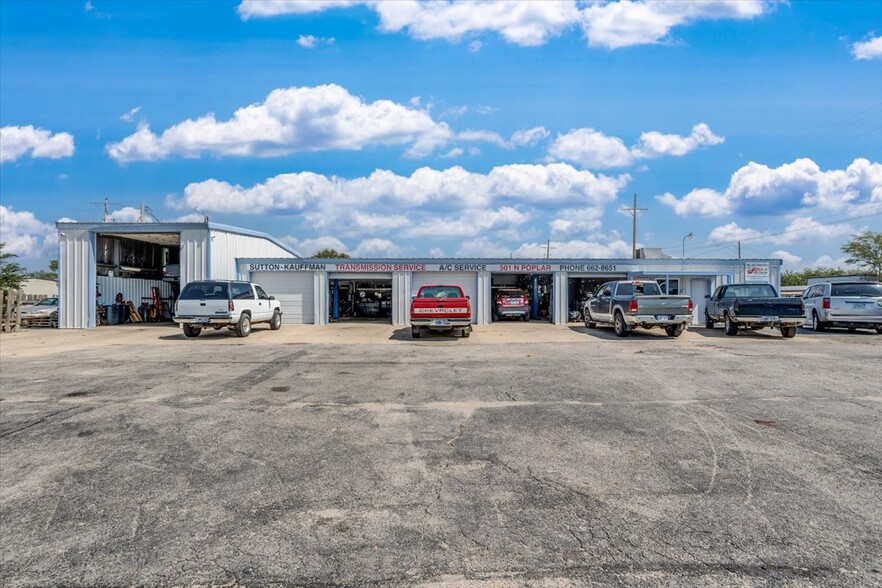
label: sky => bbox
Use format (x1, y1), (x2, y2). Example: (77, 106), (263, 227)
(1, 0), (881, 271)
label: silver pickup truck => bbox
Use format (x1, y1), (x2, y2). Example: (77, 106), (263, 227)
(583, 280), (693, 337)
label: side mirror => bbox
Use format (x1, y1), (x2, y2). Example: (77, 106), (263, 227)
(704, 294), (709, 299)
(466, 295), (470, 300)
(269, 295), (275, 300)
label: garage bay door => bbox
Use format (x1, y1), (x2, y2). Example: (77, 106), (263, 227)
(251, 272), (315, 324)
(411, 272), (479, 324)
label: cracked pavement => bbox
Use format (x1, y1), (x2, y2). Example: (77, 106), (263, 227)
(1, 324), (880, 586)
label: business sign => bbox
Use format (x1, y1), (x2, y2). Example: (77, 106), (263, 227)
(246, 262), (622, 273)
(745, 263), (770, 283)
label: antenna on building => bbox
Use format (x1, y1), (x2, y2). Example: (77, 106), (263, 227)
(89, 198), (120, 222)
(194, 208), (209, 223)
(621, 193), (647, 259)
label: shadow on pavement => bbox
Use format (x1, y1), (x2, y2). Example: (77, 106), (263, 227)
(567, 325), (685, 340)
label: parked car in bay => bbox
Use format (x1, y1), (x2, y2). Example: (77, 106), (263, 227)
(801, 281), (882, 333)
(410, 284), (472, 338)
(493, 288), (530, 321)
(705, 283), (803, 338)
(173, 280), (282, 338)
(583, 280), (693, 337)
(20, 296), (58, 327)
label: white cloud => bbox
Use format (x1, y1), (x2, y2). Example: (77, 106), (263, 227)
(283, 235), (349, 256)
(0, 125), (75, 163)
(173, 163), (629, 215)
(106, 84), (453, 162)
(514, 238), (633, 258)
(238, 1), (774, 49)
(656, 188), (733, 217)
(457, 129), (510, 148)
(659, 158), (882, 217)
(0, 205), (56, 257)
(120, 106), (142, 122)
(547, 128), (634, 169)
(168, 213), (209, 223)
(429, 247), (446, 257)
(404, 206), (530, 238)
(771, 250), (801, 269)
(84, 1), (94, 11)
(441, 147), (464, 159)
(455, 237), (513, 258)
(708, 217), (856, 246)
(852, 35), (882, 60)
(632, 123), (724, 159)
(297, 34), (334, 48)
(549, 207), (604, 237)
(468, 40), (483, 53)
(548, 123), (722, 169)
(107, 207), (151, 223)
(353, 238), (401, 257)
(812, 255), (852, 269)
(581, 0), (771, 50)
(510, 126), (550, 147)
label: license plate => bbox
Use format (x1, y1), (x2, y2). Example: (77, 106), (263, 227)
(655, 315), (674, 320)
(760, 316), (778, 322)
(192, 317), (210, 324)
(431, 319), (450, 326)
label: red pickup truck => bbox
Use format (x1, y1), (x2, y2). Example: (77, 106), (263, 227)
(410, 285), (472, 338)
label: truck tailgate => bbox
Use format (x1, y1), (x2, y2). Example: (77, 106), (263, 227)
(737, 298), (803, 317)
(411, 298), (470, 320)
(635, 296), (691, 315)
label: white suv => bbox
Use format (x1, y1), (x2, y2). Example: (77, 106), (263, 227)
(173, 280), (282, 338)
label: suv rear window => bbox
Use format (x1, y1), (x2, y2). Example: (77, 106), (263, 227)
(419, 286), (464, 298)
(831, 283), (882, 297)
(179, 282), (229, 300)
(497, 289), (524, 298)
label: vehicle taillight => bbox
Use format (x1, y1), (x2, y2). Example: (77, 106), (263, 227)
(629, 299), (638, 313)
(522, 297), (529, 305)
(688, 299), (694, 312)
(174, 300), (178, 313)
(822, 297), (830, 309)
(229, 301), (235, 312)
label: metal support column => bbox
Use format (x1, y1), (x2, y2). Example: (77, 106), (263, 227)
(332, 279), (339, 322)
(532, 274), (539, 319)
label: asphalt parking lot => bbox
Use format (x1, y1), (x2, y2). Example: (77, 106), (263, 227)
(1, 322), (880, 587)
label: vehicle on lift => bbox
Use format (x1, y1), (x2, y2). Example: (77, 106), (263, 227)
(583, 280), (693, 338)
(493, 288), (530, 321)
(705, 283), (803, 338)
(174, 280), (282, 338)
(410, 285), (472, 338)
(801, 281), (882, 333)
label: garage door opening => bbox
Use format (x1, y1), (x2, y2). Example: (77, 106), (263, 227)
(567, 276), (627, 322)
(330, 279), (392, 322)
(491, 274), (553, 322)
(94, 231), (179, 326)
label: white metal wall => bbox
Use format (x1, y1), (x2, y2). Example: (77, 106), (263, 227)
(251, 272), (315, 324)
(391, 271), (412, 326)
(97, 276), (173, 307)
(180, 228), (210, 287)
(476, 271), (492, 325)
(552, 271), (567, 325)
(209, 230), (296, 280)
(58, 228), (94, 329)
(411, 272), (479, 324)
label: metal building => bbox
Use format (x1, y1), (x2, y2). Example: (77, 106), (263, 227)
(56, 221), (297, 328)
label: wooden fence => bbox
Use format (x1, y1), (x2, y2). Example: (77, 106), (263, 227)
(1, 289), (23, 333)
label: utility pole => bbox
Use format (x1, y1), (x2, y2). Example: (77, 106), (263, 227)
(738, 241), (742, 259)
(545, 238), (556, 259)
(620, 193), (647, 259)
(89, 198), (120, 222)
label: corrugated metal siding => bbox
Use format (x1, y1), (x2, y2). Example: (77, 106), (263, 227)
(58, 228), (94, 329)
(180, 228), (209, 286)
(209, 230), (296, 280)
(97, 276), (173, 307)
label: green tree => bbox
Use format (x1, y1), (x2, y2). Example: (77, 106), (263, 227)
(841, 230), (882, 280)
(313, 248), (351, 259)
(781, 267), (850, 286)
(27, 259), (58, 281)
(0, 243), (27, 290)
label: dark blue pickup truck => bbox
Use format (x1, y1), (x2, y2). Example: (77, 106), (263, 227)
(705, 283), (804, 338)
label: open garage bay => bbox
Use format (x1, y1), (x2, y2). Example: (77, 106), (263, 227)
(1, 324), (880, 586)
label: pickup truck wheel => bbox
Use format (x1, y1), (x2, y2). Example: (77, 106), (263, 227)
(269, 310), (282, 330)
(235, 313), (252, 338)
(182, 324), (201, 338)
(875, 326), (882, 334)
(665, 324), (685, 337)
(613, 312), (629, 337)
(811, 311), (826, 332)
(724, 314), (738, 336)
(781, 326), (797, 338)
(704, 311), (714, 329)
(584, 311), (596, 328)
(462, 329), (471, 338)
(411, 327), (422, 338)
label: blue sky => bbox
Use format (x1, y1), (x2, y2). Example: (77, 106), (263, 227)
(1, 0), (880, 270)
